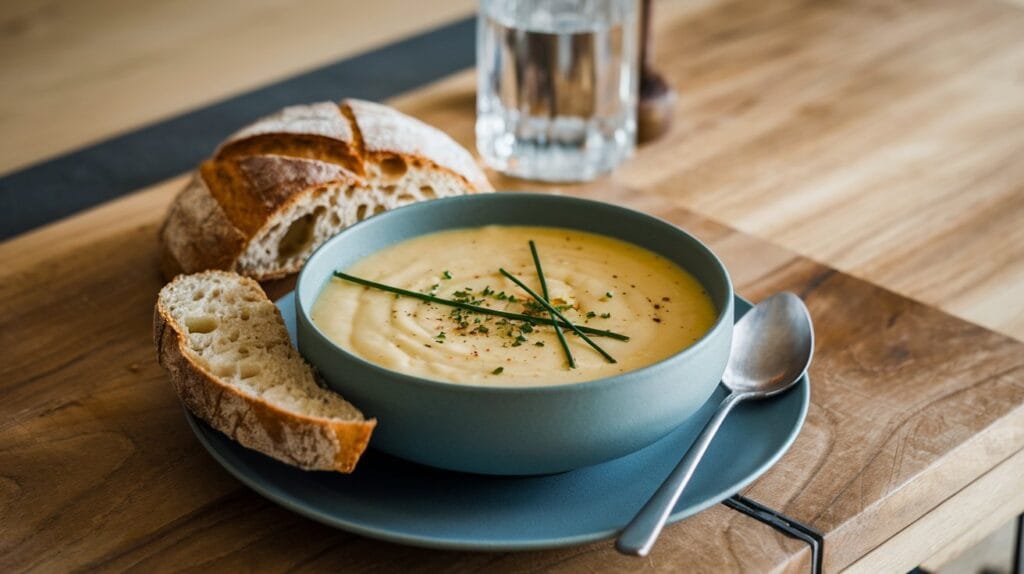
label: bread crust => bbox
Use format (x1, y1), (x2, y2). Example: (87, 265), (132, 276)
(217, 101), (362, 175)
(160, 156), (358, 280)
(344, 98), (493, 192)
(201, 155), (356, 237)
(159, 174), (247, 279)
(160, 99), (492, 281)
(154, 272), (375, 472)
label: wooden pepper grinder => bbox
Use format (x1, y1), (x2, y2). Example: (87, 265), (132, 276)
(637, 0), (676, 143)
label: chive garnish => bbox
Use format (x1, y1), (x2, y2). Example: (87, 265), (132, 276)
(586, 311), (596, 319)
(492, 366), (504, 375)
(442, 270), (452, 280)
(529, 240), (575, 369)
(499, 268), (617, 364)
(600, 313), (611, 319)
(332, 271), (629, 340)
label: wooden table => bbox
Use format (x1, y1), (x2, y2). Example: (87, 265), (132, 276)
(3, 0), (1024, 571)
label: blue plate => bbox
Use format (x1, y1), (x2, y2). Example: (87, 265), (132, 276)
(183, 293), (808, 550)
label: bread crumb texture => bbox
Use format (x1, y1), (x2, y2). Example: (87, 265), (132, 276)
(236, 159), (462, 277)
(160, 272), (363, 420)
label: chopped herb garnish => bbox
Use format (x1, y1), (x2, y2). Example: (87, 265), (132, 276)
(534, 341), (545, 347)
(600, 312), (611, 319)
(332, 271), (629, 340)
(522, 300), (546, 316)
(529, 240), (576, 369)
(492, 366), (504, 375)
(605, 291), (614, 298)
(586, 311), (597, 319)
(442, 270), (452, 280)
(501, 267), (617, 364)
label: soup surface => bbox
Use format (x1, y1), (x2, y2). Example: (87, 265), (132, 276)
(311, 226), (717, 386)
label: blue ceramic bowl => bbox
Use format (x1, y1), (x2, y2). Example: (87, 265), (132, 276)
(296, 193), (734, 475)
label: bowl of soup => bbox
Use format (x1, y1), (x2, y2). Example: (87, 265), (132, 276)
(295, 193), (734, 475)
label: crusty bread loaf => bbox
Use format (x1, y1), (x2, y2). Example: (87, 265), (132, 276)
(160, 99), (493, 280)
(154, 270), (375, 472)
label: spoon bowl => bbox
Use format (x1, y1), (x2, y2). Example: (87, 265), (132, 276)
(616, 292), (814, 556)
(724, 292), (814, 396)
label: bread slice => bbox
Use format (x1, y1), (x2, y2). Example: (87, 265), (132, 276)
(154, 270), (375, 472)
(160, 99), (493, 280)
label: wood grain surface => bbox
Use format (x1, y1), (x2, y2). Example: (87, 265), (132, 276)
(388, 0), (1024, 344)
(0, 0), (475, 174)
(2, 177), (1023, 572)
(2, 0), (1024, 572)
(6, 0), (1021, 345)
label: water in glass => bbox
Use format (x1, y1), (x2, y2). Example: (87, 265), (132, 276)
(476, 0), (639, 182)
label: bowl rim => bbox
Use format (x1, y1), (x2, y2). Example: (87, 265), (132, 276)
(295, 192), (735, 394)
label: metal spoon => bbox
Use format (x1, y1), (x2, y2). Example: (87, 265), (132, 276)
(616, 292), (814, 557)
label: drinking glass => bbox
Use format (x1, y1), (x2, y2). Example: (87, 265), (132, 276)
(476, 0), (640, 182)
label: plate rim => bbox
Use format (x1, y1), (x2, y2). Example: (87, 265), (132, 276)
(182, 293), (809, 551)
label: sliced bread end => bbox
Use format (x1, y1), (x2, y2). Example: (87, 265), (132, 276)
(154, 271), (375, 472)
(234, 162), (474, 280)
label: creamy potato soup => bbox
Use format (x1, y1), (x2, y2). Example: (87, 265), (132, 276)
(311, 226), (717, 386)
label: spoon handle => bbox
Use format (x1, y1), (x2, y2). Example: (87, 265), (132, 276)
(616, 391), (745, 556)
